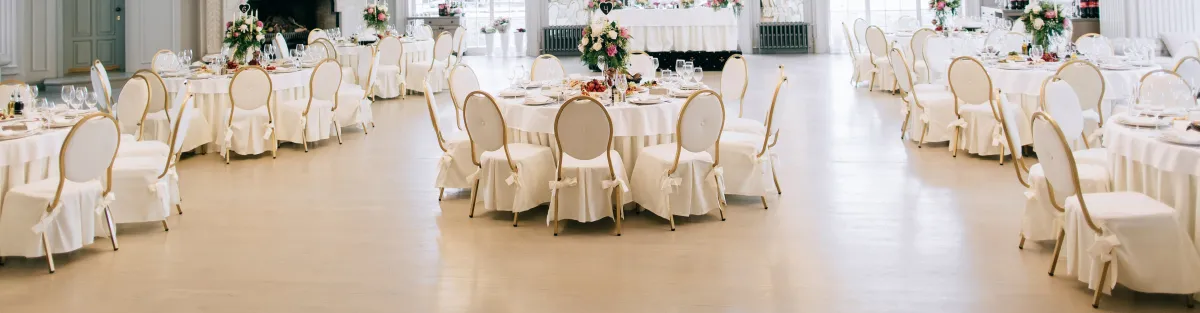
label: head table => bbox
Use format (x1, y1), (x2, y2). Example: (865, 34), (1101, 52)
(606, 7), (738, 52)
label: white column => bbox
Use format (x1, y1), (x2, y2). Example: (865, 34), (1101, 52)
(526, 0), (543, 56)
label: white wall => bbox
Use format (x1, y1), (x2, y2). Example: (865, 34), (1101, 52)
(12, 0), (63, 82)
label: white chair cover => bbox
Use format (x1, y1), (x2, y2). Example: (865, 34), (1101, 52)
(531, 55), (566, 82)
(865, 26), (895, 91)
(426, 78), (475, 189)
(336, 46), (377, 129)
(114, 77), (150, 136)
(720, 55), (749, 117)
(277, 60), (339, 145)
(109, 96), (192, 225)
(1056, 61), (1107, 127)
(549, 96), (630, 229)
(374, 36), (406, 98)
(463, 91), (555, 215)
(720, 74), (785, 197)
(91, 61), (113, 111)
(853, 18), (868, 53)
(843, 22), (873, 85)
(924, 37), (953, 84)
(407, 32), (451, 94)
(223, 67), (276, 157)
(274, 33), (291, 60)
(0, 114), (118, 258)
(948, 57), (1006, 156)
(630, 91), (725, 224)
(1041, 79), (1090, 149)
(448, 64), (480, 129)
(910, 29), (935, 83)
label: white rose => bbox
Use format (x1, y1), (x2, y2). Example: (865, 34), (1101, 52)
(591, 22), (606, 34)
(1033, 18), (1044, 30)
(239, 25), (248, 32)
(581, 36), (589, 45)
(1024, 6), (1032, 13)
(592, 42), (602, 51)
(256, 34), (265, 40)
(608, 30), (617, 39)
(578, 43), (586, 52)
(1031, 5), (1041, 13)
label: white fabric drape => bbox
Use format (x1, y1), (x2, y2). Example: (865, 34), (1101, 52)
(610, 8), (738, 52)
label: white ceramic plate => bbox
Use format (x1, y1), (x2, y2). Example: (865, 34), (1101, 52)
(1117, 115), (1171, 127)
(630, 96), (665, 105)
(1160, 130), (1200, 146)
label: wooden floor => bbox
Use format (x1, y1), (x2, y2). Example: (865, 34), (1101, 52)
(0, 54), (1193, 312)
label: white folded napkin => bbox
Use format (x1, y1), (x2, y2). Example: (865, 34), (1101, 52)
(524, 95), (552, 105)
(1161, 129), (1200, 144)
(631, 95), (663, 104)
(499, 89), (526, 97)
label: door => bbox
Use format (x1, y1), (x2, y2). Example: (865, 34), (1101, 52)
(64, 0), (125, 73)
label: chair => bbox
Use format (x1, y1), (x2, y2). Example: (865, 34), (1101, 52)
(118, 82), (192, 158)
(462, 91), (555, 225)
(1173, 56), (1200, 93)
(91, 60), (113, 112)
(890, 48), (957, 147)
(530, 54), (566, 82)
(983, 29), (1006, 48)
(274, 33), (291, 60)
(843, 22), (874, 87)
(277, 59), (341, 151)
(909, 28), (935, 84)
(130, 70), (170, 142)
(222, 67), (278, 162)
(853, 18), (868, 54)
(1076, 33), (1114, 58)
(865, 26), (895, 92)
(629, 90), (727, 230)
(719, 54), (749, 118)
(425, 77), (476, 200)
(1039, 77), (1109, 161)
(408, 31), (453, 94)
(1054, 60), (1107, 146)
(309, 38), (338, 61)
(1011, 19), (1025, 33)
(718, 69), (785, 206)
(374, 36), (407, 99)
(549, 96), (631, 236)
(895, 16), (919, 32)
(420, 25), (434, 40)
(109, 94), (194, 231)
(1032, 112), (1200, 309)
(1003, 80), (1111, 247)
(627, 52), (655, 78)
(307, 28), (328, 44)
(923, 36), (953, 84)
(948, 56), (1007, 158)
(151, 50), (177, 73)
(450, 26), (467, 66)
(114, 77), (150, 137)
(999, 32), (1027, 53)
(336, 46), (378, 132)
(0, 113), (120, 273)
(448, 64), (481, 130)
(1136, 70), (1194, 109)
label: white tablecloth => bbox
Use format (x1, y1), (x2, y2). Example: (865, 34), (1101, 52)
(495, 92), (686, 176)
(987, 65), (1157, 100)
(164, 69), (314, 152)
(336, 39), (435, 93)
(1104, 115), (1200, 251)
(609, 8), (738, 52)
(0, 129), (70, 214)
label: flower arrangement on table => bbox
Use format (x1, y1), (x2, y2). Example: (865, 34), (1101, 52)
(1019, 1), (1067, 51)
(223, 15), (266, 65)
(492, 17), (511, 32)
(928, 0), (960, 29)
(438, 1), (464, 17)
(578, 18), (632, 73)
(635, 0), (651, 8)
(363, 2), (390, 33)
(587, 0), (625, 12)
(706, 0), (743, 15)
(681, 0), (696, 8)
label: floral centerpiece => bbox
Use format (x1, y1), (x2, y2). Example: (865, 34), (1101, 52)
(579, 17), (631, 72)
(492, 17), (511, 32)
(363, 2), (390, 33)
(587, 0), (625, 13)
(1019, 1), (1067, 50)
(635, 0), (651, 8)
(929, 0), (960, 28)
(438, 1), (464, 17)
(223, 15), (266, 64)
(707, 0), (743, 15)
(681, 0), (695, 8)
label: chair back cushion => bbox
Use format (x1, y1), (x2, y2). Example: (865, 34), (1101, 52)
(356, 46), (377, 87)
(555, 96), (612, 160)
(678, 90), (725, 153)
(308, 29), (328, 44)
(853, 18), (868, 48)
(310, 60), (343, 101)
(1139, 71), (1194, 109)
(720, 55), (748, 109)
(531, 55), (566, 82)
(453, 27), (466, 52)
(151, 50), (177, 73)
(434, 32), (453, 62)
(627, 53), (655, 78)
(114, 77), (150, 132)
(135, 70), (169, 114)
(230, 67), (272, 110)
(168, 95), (194, 156)
(1031, 113), (1080, 199)
(910, 29), (935, 63)
(463, 91), (506, 152)
(888, 49), (913, 94)
(1055, 61), (1105, 116)
(62, 114), (119, 183)
(1042, 80), (1085, 138)
(865, 26), (887, 58)
(378, 37), (403, 66)
(91, 61), (113, 109)
(948, 57), (993, 105)
(998, 93), (1025, 160)
(449, 65), (480, 110)
(274, 33), (291, 59)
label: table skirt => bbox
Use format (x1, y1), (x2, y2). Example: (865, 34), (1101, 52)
(180, 87), (310, 153)
(508, 129), (673, 178)
(1111, 154), (1200, 250)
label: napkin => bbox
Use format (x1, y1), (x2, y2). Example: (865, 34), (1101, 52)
(524, 95), (552, 105)
(670, 89), (697, 98)
(679, 82), (704, 90)
(631, 95), (663, 104)
(499, 89), (526, 97)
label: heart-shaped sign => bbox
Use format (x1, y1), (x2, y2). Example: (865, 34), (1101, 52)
(238, 3), (251, 14)
(599, 3), (613, 15)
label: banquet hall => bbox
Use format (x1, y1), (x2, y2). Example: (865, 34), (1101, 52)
(4, 0), (1200, 311)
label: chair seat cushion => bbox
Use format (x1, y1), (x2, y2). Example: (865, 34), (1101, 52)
(223, 106), (274, 156)
(551, 151), (632, 224)
(725, 117), (766, 135)
(435, 132), (476, 189)
(111, 155), (176, 224)
(0, 178), (105, 257)
(718, 132), (774, 196)
(276, 99), (335, 144)
(474, 143), (556, 214)
(629, 144), (722, 218)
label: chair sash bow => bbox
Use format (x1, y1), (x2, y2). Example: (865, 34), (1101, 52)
(263, 122), (275, 140)
(30, 203), (64, 234)
(947, 118), (968, 130)
(602, 178), (629, 192)
(991, 124), (1005, 147)
(95, 192), (116, 215)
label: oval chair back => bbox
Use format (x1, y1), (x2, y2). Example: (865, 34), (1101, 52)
(672, 90), (725, 174)
(1054, 60), (1106, 124)
(378, 36), (403, 67)
(422, 76), (453, 152)
(114, 77), (150, 135)
(134, 70), (170, 119)
(355, 46), (378, 88)
(720, 54), (748, 117)
(151, 50), (177, 73)
(555, 96), (614, 164)
(1075, 33), (1113, 57)
(888, 48), (914, 96)
(309, 59), (343, 111)
(229, 67), (273, 112)
(1138, 70), (1194, 109)
(164, 94), (195, 171)
(627, 52), (655, 78)
(997, 92), (1030, 187)
(1000, 32), (1026, 53)
(948, 57), (994, 115)
(462, 91), (514, 170)
(274, 33), (291, 59)
(841, 22), (858, 58)
(864, 26), (887, 61)
(531, 54), (566, 82)
(91, 60), (113, 110)
(449, 64), (480, 113)
(434, 31), (453, 65)
(1174, 56), (1200, 92)
(1040, 78), (1086, 147)
(57, 113), (120, 209)
(453, 26), (467, 56)
(1031, 112), (1102, 233)
(909, 28), (935, 68)
(761, 68), (788, 154)
(311, 38), (338, 60)
(307, 29), (328, 44)
(852, 18), (868, 52)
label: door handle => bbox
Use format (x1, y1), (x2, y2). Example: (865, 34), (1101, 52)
(116, 6), (122, 20)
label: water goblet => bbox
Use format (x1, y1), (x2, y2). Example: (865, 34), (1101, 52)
(615, 75), (629, 105)
(60, 86), (75, 109)
(675, 59), (685, 75)
(85, 91), (99, 111)
(661, 69), (673, 83)
(694, 67), (704, 84)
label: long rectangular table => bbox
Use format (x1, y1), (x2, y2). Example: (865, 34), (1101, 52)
(609, 8), (738, 52)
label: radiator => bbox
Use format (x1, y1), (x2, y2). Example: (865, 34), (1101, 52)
(542, 25), (585, 56)
(756, 22), (810, 54)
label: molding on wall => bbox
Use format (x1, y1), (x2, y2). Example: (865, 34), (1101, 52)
(22, 0), (61, 82)
(126, 0), (183, 70)
(0, 0), (18, 72)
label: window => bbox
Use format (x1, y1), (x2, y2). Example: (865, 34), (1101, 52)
(410, 0), (527, 52)
(830, 0), (936, 53)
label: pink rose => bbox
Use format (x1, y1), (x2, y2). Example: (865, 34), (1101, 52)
(233, 32), (240, 37)
(606, 44), (617, 57)
(226, 21), (233, 28)
(619, 27), (630, 38)
(937, 1), (946, 9)
(1045, 10), (1057, 19)
(256, 21), (264, 27)
(378, 13), (386, 21)
(368, 7), (375, 14)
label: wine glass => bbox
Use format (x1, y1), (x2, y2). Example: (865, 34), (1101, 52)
(26, 85), (38, 103)
(1031, 46), (1044, 62)
(615, 75), (629, 105)
(85, 91), (99, 111)
(651, 57), (660, 79)
(76, 87), (89, 107)
(60, 86), (75, 109)
(661, 69), (673, 83)
(675, 59), (685, 75)
(682, 62), (694, 84)
(507, 66), (519, 88)
(694, 67), (704, 84)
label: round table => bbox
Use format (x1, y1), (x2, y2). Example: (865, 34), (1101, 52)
(164, 68), (314, 152)
(494, 89), (687, 176)
(1104, 114), (1200, 251)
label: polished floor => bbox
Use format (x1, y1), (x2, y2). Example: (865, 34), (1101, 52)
(0, 54), (1192, 312)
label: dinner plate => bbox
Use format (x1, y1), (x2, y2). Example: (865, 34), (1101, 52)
(1117, 115), (1171, 127)
(629, 96), (665, 105)
(498, 89), (527, 98)
(523, 97), (555, 106)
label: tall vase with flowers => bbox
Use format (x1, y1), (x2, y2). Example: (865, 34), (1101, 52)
(929, 0), (960, 30)
(223, 14), (266, 65)
(363, 2), (390, 34)
(579, 17), (631, 78)
(1019, 1), (1067, 51)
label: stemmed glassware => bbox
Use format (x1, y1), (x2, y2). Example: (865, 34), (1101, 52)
(60, 86), (75, 110)
(694, 67), (704, 84)
(675, 60), (685, 77)
(651, 57), (660, 80)
(614, 74), (629, 105)
(661, 69), (673, 83)
(681, 61), (694, 84)
(75, 87), (90, 110)
(85, 91), (99, 111)
(508, 65), (520, 88)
